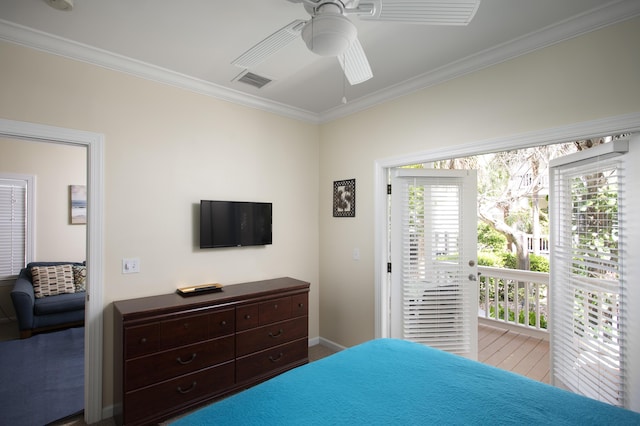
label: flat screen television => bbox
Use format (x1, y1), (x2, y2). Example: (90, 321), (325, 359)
(200, 200), (272, 248)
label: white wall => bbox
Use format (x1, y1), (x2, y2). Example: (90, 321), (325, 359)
(318, 16), (640, 347)
(0, 40), (320, 410)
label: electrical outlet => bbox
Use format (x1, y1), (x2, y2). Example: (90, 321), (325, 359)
(122, 258), (140, 274)
(353, 248), (360, 261)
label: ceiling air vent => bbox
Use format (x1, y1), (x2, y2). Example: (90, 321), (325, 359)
(235, 71), (272, 89)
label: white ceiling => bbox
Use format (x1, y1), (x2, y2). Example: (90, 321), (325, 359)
(1, 0), (639, 123)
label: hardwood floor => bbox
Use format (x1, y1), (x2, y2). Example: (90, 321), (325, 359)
(478, 323), (550, 384)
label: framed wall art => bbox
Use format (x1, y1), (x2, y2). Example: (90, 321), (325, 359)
(333, 178), (355, 217)
(70, 184), (87, 224)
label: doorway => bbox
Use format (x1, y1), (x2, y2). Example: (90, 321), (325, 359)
(374, 113), (640, 340)
(0, 118), (104, 424)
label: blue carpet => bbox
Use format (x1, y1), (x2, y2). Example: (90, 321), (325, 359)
(0, 327), (84, 426)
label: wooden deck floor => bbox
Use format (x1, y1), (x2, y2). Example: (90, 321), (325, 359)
(478, 323), (550, 384)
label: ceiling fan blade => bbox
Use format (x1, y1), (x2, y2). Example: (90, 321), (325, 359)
(337, 37), (373, 85)
(360, 0), (481, 25)
(232, 19), (307, 69)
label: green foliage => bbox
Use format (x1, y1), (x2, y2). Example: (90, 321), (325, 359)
(502, 252), (517, 270)
(478, 252), (504, 267)
(478, 222), (507, 251)
(489, 305), (548, 329)
(529, 254), (549, 272)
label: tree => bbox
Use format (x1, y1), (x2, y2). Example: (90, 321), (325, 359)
(433, 143), (576, 270)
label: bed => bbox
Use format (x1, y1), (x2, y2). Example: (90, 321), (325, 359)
(169, 338), (640, 425)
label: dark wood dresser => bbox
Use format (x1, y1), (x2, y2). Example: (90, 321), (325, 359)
(113, 277), (309, 426)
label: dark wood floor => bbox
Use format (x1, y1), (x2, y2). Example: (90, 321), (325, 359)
(478, 323), (550, 383)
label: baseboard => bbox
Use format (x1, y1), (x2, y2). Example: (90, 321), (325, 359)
(102, 404), (114, 422)
(317, 337), (347, 352)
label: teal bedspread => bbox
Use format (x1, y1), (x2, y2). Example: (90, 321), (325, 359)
(170, 338), (640, 425)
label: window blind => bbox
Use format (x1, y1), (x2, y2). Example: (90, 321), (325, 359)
(550, 150), (627, 407)
(0, 178), (27, 280)
(397, 176), (470, 354)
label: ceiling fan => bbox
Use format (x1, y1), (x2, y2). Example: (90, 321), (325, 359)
(232, 0), (481, 86)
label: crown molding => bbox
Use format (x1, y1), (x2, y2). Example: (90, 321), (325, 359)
(319, 0), (640, 123)
(1, 0), (639, 125)
(0, 19), (320, 124)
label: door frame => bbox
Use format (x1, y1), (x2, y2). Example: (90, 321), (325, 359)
(374, 112), (640, 339)
(0, 118), (104, 424)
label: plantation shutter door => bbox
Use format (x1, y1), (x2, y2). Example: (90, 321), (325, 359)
(0, 178), (27, 280)
(550, 140), (629, 407)
(391, 169), (477, 359)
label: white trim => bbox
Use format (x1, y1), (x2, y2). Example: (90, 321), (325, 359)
(373, 111), (640, 339)
(0, 118), (105, 424)
(550, 138), (628, 168)
(317, 337), (347, 353)
(1, 0), (639, 124)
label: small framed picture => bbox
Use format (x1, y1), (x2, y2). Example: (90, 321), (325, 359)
(70, 184), (87, 224)
(333, 179), (355, 217)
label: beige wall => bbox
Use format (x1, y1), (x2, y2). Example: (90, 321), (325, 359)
(0, 138), (86, 317)
(319, 17), (640, 347)
(0, 137), (87, 261)
(0, 40), (320, 410)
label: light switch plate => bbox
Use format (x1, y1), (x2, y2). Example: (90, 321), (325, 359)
(122, 258), (140, 274)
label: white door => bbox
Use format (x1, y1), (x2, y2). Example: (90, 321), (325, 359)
(549, 138), (635, 408)
(390, 168), (478, 359)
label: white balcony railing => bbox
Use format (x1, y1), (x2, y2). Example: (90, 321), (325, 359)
(478, 266), (549, 337)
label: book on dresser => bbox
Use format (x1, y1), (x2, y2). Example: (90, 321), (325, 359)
(113, 277), (310, 426)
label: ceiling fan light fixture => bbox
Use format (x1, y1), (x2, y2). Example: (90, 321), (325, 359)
(301, 14), (357, 57)
(44, 0), (73, 11)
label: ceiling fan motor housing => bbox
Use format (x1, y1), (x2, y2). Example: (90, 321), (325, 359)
(301, 9), (357, 57)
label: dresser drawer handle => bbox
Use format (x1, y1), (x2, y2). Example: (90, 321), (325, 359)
(269, 329), (284, 338)
(220, 320), (227, 326)
(273, 304), (278, 309)
(269, 352), (284, 363)
(176, 353), (197, 365)
(177, 381), (197, 394)
(244, 314), (251, 320)
(298, 303), (304, 308)
(139, 337), (147, 344)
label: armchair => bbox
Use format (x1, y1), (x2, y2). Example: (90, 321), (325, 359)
(11, 261), (86, 338)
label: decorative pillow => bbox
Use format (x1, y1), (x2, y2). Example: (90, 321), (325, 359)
(72, 265), (87, 292)
(31, 265), (75, 298)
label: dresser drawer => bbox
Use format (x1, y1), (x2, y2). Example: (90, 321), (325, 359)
(124, 323), (161, 359)
(236, 338), (308, 383)
(161, 312), (210, 349)
(159, 308), (234, 349)
(259, 296), (292, 325)
(236, 316), (308, 357)
(236, 304), (260, 331)
(236, 296), (293, 331)
(209, 308), (235, 338)
(291, 293), (308, 317)
(124, 335), (235, 391)
(123, 361), (235, 425)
